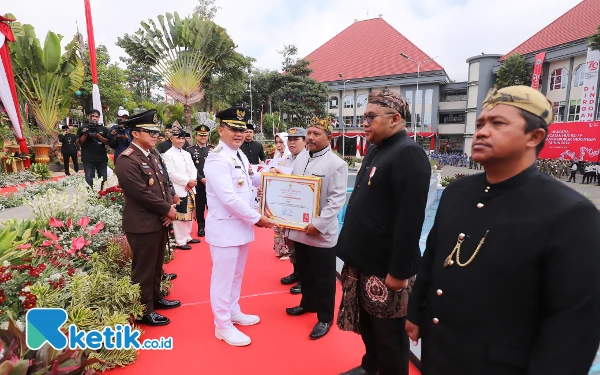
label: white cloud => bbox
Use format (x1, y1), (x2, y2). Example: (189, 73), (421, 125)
(6, 0), (583, 82)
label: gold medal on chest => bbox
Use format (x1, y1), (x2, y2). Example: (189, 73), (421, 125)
(237, 177), (245, 187)
(149, 178), (155, 186)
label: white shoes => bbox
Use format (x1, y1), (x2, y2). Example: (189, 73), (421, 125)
(215, 326), (251, 346)
(231, 313), (260, 326)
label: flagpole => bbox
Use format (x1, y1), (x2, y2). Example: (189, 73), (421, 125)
(84, 0), (103, 124)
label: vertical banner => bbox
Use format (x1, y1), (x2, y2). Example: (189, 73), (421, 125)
(580, 48), (600, 122)
(531, 52), (546, 90)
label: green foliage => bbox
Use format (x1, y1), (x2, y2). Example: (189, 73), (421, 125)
(0, 170), (39, 187)
(29, 163), (52, 180)
(273, 46), (329, 127)
(194, 0), (221, 19)
(7, 17), (84, 141)
(79, 45), (131, 124)
(33, 242), (145, 371)
(441, 173), (468, 187)
(590, 24), (600, 51)
(202, 53), (254, 113)
(0, 220), (36, 264)
(495, 54), (532, 89)
(0, 316), (100, 374)
(120, 56), (160, 103)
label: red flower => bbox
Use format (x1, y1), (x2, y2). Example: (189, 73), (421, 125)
(67, 268), (75, 276)
(89, 222), (104, 236)
(67, 218), (73, 229)
(16, 244), (31, 249)
(49, 218), (64, 228)
(69, 236), (86, 254)
(77, 216), (90, 228)
(0, 295), (6, 304)
(111, 197), (116, 201)
(39, 230), (58, 241)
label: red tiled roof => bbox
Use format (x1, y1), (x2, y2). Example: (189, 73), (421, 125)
(304, 18), (445, 83)
(501, 0), (600, 60)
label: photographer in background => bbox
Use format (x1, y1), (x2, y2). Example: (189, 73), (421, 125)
(108, 107), (132, 164)
(58, 124), (79, 176)
(76, 109), (109, 189)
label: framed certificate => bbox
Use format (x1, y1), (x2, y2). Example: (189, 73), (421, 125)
(259, 173), (321, 230)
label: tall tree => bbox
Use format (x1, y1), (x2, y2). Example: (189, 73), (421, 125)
(495, 54), (532, 89)
(239, 68), (282, 131)
(120, 56), (160, 103)
(79, 45), (130, 124)
(201, 53), (254, 113)
(590, 24), (600, 51)
(274, 57), (329, 128)
(194, 0), (221, 20)
(117, 12), (236, 131)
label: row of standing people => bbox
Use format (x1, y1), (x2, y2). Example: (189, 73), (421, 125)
(113, 85), (600, 375)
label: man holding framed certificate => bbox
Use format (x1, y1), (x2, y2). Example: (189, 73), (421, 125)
(280, 117), (348, 340)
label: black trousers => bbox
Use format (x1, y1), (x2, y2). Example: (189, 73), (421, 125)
(126, 230), (167, 314)
(359, 306), (410, 375)
(62, 153), (79, 174)
(294, 241), (336, 323)
(195, 188), (207, 230)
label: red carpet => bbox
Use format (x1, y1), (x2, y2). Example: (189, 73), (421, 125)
(0, 175), (64, 195)
(109, 223), (420, 375)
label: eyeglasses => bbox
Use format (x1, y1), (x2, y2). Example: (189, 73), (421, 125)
(140, 129), (160, 137)
(360, 112), (397, 125)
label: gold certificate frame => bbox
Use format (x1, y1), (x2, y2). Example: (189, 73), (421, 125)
(259, 173), (322, 230)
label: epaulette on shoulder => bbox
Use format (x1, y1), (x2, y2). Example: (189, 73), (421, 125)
(121, 148), (134, 157)
(210, 145), (223, 153)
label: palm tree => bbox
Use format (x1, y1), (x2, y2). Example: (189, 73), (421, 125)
(117, 12), (236, 131)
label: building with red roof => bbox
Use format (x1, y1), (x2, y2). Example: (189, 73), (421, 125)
(494, 0), (600, 124)
(304, 16), (467, 155)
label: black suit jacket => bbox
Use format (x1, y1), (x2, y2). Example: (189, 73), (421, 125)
(408, 165), (600, 375)
(336, 130), (431, 279)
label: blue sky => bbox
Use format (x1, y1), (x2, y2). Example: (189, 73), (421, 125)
(6, 0), (585, 81)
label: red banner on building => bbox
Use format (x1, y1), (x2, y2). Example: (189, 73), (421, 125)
(531, 52), (546, 90)
(539, 121), (600, 161)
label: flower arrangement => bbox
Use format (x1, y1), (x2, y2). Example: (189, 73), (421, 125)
(97, 185), (124, 208)
(35, 217), (104, 268)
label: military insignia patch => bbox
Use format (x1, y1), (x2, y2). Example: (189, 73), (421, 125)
(153, 114), (158, 123)
(211, 145), (223, 153)
(121, 148), (134, 157)
(289, 128), (296, 135)
(149, 178), (154, 186)
(236, 109), (245, 120)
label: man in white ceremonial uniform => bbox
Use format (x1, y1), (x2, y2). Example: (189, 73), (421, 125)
(162, 130), (200, 250)
(204, 106), (275, 347)
(285, 117), (348, 340)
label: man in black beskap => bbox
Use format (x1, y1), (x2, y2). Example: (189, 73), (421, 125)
(336, 89), (431, 375)
(239, 123), (265, 164)
(76, 109), (109, 189)
(58, 125), (78, 176)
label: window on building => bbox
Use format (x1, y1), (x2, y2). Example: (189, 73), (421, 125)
(356, 94), (368, 108)
(553, 101), (566, 122)
(416, 90), (423, 104)
(343, 116), (354, 126)
(550, 68), (567, 90)
(344, 95), (354, 109)
(405, 91), (413, 105)
(568, 99), (581, 122)
(573, 64), (585, 87)
(425, 89), (433, 105)
(329, 96), (338, 109)
(440, 113), (465, 123)
(444, 91), (467, 101)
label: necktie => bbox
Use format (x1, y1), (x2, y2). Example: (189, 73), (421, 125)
(236, 151), (247, 172)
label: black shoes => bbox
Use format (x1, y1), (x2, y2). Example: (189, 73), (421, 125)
(286, 306), (309, 316)
(155, 298), (181, 310)
(290, 282), (302, 295)
(339, 366), (378, 375)
(310, 321), (332, 340)
(161, 273), (177, 281)
(280, 273), (299, 285)
(187, 239), (201, 244)
(176, 244), (192, 250)
(136, 311), (170, 326)
(197, 229), (205, 237)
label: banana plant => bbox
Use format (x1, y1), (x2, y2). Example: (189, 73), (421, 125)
(117, 12), (236, 131)
(7, 16), (84, 142)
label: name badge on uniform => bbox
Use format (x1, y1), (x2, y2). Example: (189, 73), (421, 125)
(368, 167), (377, 186)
